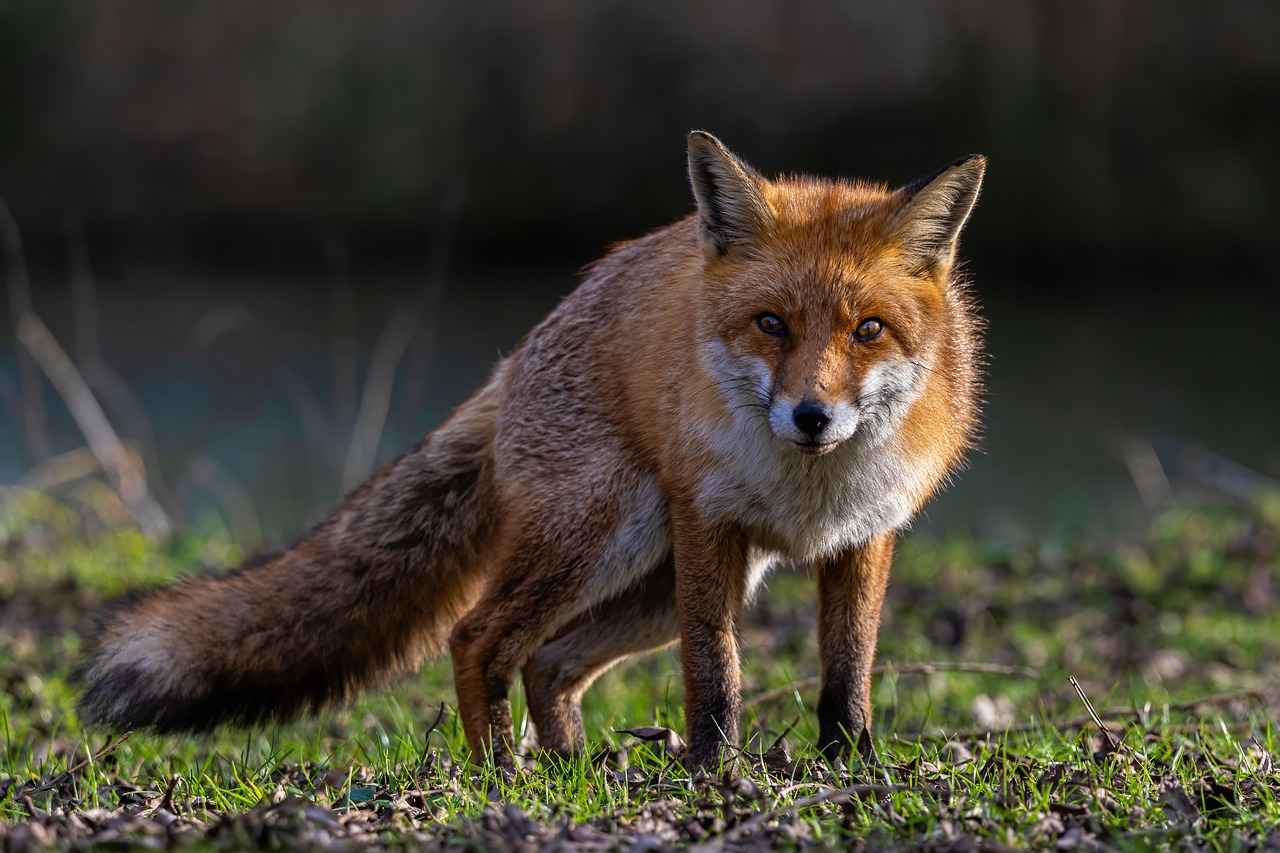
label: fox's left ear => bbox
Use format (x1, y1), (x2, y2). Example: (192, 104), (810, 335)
(887, 155), (986, 273)
(687, 130), (772, 256)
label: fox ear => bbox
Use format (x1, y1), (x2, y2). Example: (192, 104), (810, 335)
(687, 130), (771, 256)
(888, 155), (986, 272)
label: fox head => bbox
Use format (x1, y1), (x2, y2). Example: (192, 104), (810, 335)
(688, 131), (984, 457)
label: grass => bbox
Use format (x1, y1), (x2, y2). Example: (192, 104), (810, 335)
(2, 488), (1280, 849)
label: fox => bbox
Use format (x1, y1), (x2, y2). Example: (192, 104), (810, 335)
(79, 131), (985, 771)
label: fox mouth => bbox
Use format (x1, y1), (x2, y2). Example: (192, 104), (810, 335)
(792, 439), (839, 456)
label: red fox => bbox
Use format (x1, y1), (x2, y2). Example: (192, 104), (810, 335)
(80, 132), (985, 770)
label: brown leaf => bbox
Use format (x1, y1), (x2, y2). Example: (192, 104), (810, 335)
(1159, 782), (1200, 825)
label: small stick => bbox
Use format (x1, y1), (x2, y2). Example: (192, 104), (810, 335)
(342, 183), (463, 491)
(157, 775), (181, 814)
(20, 794), (39, 818)
(1167, 438), (1279, 502)
(1113, 434), (1172, 508)
(27, 731), (133, 794)
(17, 447), (100, 492)
(1069, 675), (1120, 751)
(718, 782), (922, 843)
(67, 215), (179, 523)
(16, 314), (170, 538)
(422, 702), (448, 744)
(905, 688), (1265, 741)
(342, 306), (420, 491)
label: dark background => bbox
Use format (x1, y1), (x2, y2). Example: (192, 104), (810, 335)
(2, 2), (1277, 543)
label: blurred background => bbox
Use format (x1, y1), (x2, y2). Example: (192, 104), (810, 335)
(2, 1), (1278, 546)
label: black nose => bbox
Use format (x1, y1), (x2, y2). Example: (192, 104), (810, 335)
(792, 401), (831, 439)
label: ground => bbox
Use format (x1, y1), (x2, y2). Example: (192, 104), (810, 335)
(2, 487), (1280, 850)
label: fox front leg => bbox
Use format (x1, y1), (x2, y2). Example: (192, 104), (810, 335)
(671, 501), (750, 771)
(815, 532), (894, 761)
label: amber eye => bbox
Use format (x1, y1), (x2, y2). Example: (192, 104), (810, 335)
(854, 317), (884, 342)
(756, 313), (788, 337)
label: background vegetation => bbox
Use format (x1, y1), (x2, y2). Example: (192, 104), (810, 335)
(2, 2), (1278, 267)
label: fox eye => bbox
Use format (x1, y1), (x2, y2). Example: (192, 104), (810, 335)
(854, 317), (884, 342)
(756, 313), (788, 337)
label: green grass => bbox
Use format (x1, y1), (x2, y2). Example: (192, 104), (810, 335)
(2, 487), (1280, 848)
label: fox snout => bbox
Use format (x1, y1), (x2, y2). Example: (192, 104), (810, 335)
(792, 401), (830, 439)
(768, 396), (860, 452)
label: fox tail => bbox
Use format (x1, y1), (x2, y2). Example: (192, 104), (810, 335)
(78, 371), (505, 731)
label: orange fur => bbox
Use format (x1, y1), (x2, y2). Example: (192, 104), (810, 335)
(79, 132), (986, 771)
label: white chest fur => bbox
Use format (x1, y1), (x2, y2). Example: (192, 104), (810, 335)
(693, 339), (931, 562)
(694, 413), (924, 563)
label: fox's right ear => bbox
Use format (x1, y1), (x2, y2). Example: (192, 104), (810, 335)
(887, 154), (987, 274)
(687, 131), (771, 256)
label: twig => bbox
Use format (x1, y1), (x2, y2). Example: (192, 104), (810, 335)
(0, 197), (48, 463)
(1158, 719), (1255, 736)
(717, 782), (922, 843)
(81, 364), (182, 517)
(1070, 674), (1120, 751)
(340, 188), (461, 492)
(341, 306), (421, 491)
(27, 731), (133, 794)
(422, 702), (448, 744)
(17, 447), (100, 491)
(157, 775), (181, 814)
(66, 215), (180, 522)
(1113, 434), (1171, 509)
(766, 718), (799, 754)
(744, 661), (1039, 708)
(880, 661), (1039, 677)
(16, 314), (170, 538)
(20, 794), (39, 818)
(904, 688), (1265, 741)
(1165, 438), (1280, 503)
(59, 731), (132, 782)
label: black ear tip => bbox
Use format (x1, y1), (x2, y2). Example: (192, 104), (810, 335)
(687, 129), (723, 153)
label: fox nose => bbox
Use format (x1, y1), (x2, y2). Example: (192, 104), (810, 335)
(792, 401), (831, 440)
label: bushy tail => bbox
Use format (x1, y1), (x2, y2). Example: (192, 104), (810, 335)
(79, 370), (506, 731)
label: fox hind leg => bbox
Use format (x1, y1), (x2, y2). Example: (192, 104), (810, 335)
(448, 533), (590, 769)
(522, 561), (678, 754)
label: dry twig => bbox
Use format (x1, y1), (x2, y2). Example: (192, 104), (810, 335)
(716, 781), (923, 844)
(1070, 674), (1121, 752)
(905, 688), (1265, 741)
(340, 189), (461, 491)
(15, 315), (170, 538)
(27, 732), (133, 795)
(342, 307), (422, 491)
